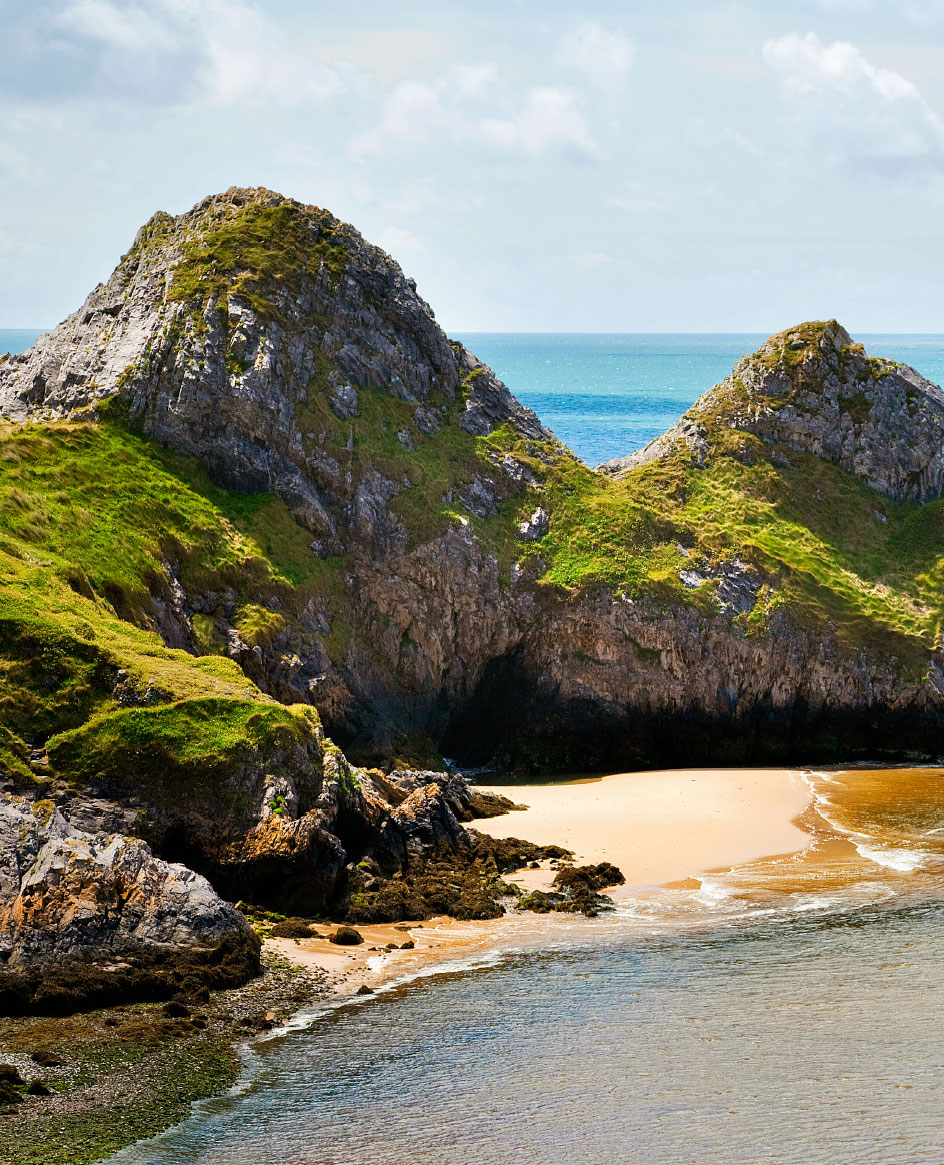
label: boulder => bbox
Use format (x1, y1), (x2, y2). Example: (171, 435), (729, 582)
(328, 926), (364, 946)
(0, 795), (260, 1014)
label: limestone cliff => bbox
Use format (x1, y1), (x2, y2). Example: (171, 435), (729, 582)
(2, 190), (944, 781)
(6, 188), (944, 1009)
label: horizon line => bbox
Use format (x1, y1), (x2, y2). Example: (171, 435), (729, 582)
(4, 327), (944, 338)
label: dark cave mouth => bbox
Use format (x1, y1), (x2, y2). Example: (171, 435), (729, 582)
(437, 666), (944, 775)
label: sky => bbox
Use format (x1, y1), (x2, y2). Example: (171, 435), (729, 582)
(1, 0), (943, 332)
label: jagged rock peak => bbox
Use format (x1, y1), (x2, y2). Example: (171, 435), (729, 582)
(0, 186), (549, 542)
(600, 320), (944, 503)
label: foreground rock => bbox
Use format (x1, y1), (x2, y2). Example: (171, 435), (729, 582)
(0, 759), (528, 1015)
(0, 795), (259, 1014)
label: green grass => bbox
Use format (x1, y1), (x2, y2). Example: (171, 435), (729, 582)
(0, 415), (343, 621)
(475, 329), (944, 672)
(47, 698), (318, 792)
(166, 199), (347, 322)
(0, 418), (331, 789)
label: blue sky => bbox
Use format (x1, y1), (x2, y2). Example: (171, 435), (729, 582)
(1, 0), (943, 332)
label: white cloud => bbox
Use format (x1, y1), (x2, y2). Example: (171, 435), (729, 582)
(59, 0), (188, 52)
(55, 0), (355, 107)
(354, 67), (597, 158)
(192, 0), (353, 107)
(763, 32), (924, 102)
(356, 65), (497, 149)
(53, 0), (204, 103)
(763, 32), (944, 171)
(378, 227), (428, 259)
(479, 87), (598, 157)
(557, 22), (635, 94)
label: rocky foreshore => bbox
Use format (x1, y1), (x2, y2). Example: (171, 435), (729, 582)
(0, 768), (624, 1164)
(0, 766), (542, 1015)
(0, 945), (327, 1165)
(0, 794), (259, 1015)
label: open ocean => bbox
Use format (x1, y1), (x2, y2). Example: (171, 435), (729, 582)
(6, 326), (944, 1162)
(5, 329), (944, 466)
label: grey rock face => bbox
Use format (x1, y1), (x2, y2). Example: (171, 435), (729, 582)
(0, 794), (257, 975)
(0, 187), (550, 552)
(601, 321), (944, 503)
(518, 506), (549, 541)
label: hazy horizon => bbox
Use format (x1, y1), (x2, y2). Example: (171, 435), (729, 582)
(4, 327), (944, 338)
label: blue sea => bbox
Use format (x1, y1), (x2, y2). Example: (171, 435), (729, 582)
(5, 329), (943, 465)
(455, 333), (944, 464)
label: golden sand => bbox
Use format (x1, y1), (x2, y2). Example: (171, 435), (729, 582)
(472, 767), (813, 897)
(267, 767), (815, 994)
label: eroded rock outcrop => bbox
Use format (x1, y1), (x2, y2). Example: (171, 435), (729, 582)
(0, 794), (259, 1013)
(0, 187), (547, 551)
(601, 320), (944, 503)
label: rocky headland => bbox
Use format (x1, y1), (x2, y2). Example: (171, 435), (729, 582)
(2, 187), (944, 1152)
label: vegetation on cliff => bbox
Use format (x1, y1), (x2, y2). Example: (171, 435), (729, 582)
(3, 187), (944, 786)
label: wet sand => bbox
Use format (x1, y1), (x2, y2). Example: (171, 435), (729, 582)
(267, 767), (815, 995)
(266, 916), (521, 996)
(473, 767), (813, 897)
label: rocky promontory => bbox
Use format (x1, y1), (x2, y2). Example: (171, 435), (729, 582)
(3, 187), (944, 1016)
(601, 319), (944, 503)
(4, 189), (944, 781)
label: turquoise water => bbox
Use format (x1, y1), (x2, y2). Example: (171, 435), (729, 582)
(0, 329), (46, 356)
(110, 898), (944, 1164)
(6, 329), (944, 466)
(455, 333), (944, 465)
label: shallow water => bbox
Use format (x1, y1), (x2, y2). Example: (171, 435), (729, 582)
(110, 767), (944, 1164)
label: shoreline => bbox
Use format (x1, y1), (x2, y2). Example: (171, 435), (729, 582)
(0, 948), (330, 1165)
(266, 766), (815, 997)
(0, 765), (819, 1163)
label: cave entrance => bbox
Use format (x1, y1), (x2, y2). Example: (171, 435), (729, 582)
(440, 652), (534, 768)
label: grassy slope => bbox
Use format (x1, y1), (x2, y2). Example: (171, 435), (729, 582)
(4, 377), (943, 791)
(0, 418), (323, 791)
(483, 375), (943, 676)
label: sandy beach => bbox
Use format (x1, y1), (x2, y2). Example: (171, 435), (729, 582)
(473, 767), (813, 896)
(267, 767), (815, 993)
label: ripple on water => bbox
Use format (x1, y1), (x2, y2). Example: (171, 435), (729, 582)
(108, 766), (944, 1165)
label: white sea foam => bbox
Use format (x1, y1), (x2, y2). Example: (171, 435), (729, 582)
(853, 843), (927, 872)
(694, 877), (737, 906)
(803, 775), (935, 873)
